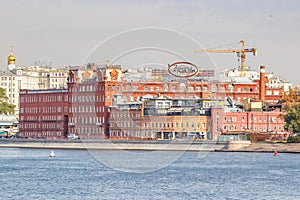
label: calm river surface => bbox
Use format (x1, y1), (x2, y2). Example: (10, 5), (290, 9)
(0, 148), (299, 200)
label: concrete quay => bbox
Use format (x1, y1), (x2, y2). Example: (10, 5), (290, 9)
(1, 139), (299, 153)
(234, 142), (300, 153)
(0, 139), (251, 152)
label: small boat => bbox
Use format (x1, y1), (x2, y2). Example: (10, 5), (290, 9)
(49, 150), (56, 157)
(273, 150), (278, 156)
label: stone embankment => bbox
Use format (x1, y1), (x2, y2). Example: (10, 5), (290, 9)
(0, 139), (299, 153)
(0, 139), (246, 151)
(235, 142), (300, 153)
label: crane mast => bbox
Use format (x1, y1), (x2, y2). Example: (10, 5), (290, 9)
(194, 40), (257, 77)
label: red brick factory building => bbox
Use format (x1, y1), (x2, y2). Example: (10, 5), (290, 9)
(18, 64), (286, 140)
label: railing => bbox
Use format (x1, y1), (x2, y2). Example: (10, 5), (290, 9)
(217, 135), (248, 142)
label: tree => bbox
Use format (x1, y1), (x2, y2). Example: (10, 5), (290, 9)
(282, 87), (300, 133)
(0, 87), (15, 114)
(281, 87), (300, 109)
(284, 105), (300, 132)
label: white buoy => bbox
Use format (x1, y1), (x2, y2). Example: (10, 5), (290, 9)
(49, 150), (56, 157)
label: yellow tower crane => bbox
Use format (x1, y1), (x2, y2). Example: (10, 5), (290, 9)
(194, 40), (257, 77)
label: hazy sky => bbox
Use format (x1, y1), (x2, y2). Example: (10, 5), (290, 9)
(0, 0), (299, 85)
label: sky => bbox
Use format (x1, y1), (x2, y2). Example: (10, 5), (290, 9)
(0, 0), (299, 85)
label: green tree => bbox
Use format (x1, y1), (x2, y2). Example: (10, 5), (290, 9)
(282, 87), (300, 133)
(0, 87), (15, 114)
(284, 105), (300, 132)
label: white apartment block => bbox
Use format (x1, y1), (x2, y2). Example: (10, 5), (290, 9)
(0, 67), (68, 114)
(222, 67), (292, 93)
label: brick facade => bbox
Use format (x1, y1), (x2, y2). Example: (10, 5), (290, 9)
(18, 65), (285, 140)
(19, 89), (69, 139)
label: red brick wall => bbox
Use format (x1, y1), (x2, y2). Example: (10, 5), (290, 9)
(19, 89), (69, 139)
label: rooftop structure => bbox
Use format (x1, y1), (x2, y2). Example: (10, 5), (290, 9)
(0, 47), (69, 113)
(222, 66), (292, 93)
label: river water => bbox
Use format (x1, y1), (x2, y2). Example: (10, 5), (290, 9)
(0, 148), (299, 200)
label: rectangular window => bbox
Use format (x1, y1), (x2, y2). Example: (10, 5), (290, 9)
(164, 85), (168, 91)
(211, 86), (216, 93)
(266, 90), (272, 95)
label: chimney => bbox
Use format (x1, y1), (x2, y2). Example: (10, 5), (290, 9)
(259, 66), (266, 101)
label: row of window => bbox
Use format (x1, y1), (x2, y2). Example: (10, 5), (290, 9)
(1, 83), (15, 87)
(1, 76), (15, 81)
(71, 95), (105, 103)
(71, 82), (281, 95)
(50, 78), (66, 83)
(50, 73), (66, 77)
(110, 131), (150, 137)
(69, 116), (105, 125)
(111, 121), (207, 129)
(109, 131), (208, 138)
(110, 112), (141, 119)
(20, 95), (68, 103)
(236, 87), (255, 93)
(71, 106), (105, 113)
(73, 84), (234, 93)
(266, 90), (280, 96)
(116, 85), (262, 93)
(223, 125), (283, 131)
(20, 131), (62, 137)
(71, 85), (102, 92)
(20, 123), (63, 129)
(71, 127), (103, 135)
(119, 85), (208, 92)
(20, 106), (67, 114)
(224, 116), (282, 123)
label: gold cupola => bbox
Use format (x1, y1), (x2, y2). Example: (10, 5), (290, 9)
(7, 46), (16, 65)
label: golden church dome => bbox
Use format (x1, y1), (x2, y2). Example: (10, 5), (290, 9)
(7, 46), (16, 65)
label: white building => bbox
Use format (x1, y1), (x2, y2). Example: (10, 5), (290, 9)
(15, 66), (68, 90)
(265, 72), (292, 93)
(222, 67), (259, 79)
(1, 48), (68, 113)
(222, 67), (292, 93)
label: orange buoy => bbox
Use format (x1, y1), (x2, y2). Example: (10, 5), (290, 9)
(273, 150), (278, 156)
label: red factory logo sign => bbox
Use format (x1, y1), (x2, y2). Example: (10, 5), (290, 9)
(168, 62), (199, 78)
